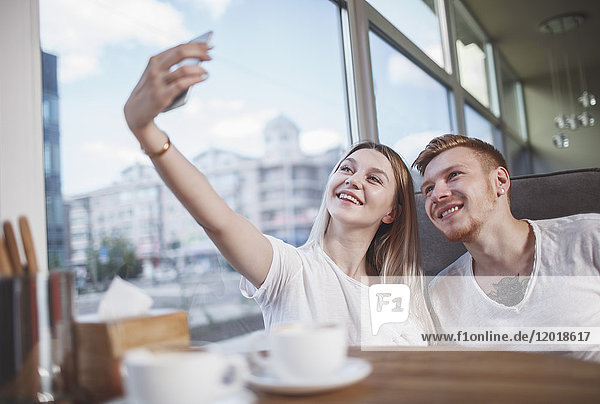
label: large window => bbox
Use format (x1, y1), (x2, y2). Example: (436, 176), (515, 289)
(367, 0), (445, 68)
(369, 31), (452, 176)
(504, 134), (531, 176)
(499, 56), (527, 140)
(464, 104), (496, 146)
(40, 0), (348, 342)
(453, 0), (495, 111)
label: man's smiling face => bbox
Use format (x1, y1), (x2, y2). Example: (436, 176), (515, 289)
(421, 147), (498, 242)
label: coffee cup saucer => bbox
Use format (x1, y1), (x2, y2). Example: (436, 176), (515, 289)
(246, 357), (372, 395)
(212, 388), (257, 404)
(114, 388), (256, 404)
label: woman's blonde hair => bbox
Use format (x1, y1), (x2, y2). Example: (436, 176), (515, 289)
(305, 141), (434, 333)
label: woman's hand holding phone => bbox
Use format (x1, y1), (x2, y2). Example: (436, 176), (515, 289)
(163, 31), (214, 112)
(124, 31), (213, 136)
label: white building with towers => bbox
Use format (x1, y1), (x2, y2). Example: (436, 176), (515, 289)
(66, 115), (344, 278)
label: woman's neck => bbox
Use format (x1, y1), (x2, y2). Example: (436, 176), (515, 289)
(322, 222), (377, 280)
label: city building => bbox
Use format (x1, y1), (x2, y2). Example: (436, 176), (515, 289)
(66, 115), (343, 280)
(41, 51), (66, 268)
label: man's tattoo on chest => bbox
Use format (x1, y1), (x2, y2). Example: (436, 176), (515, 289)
(486, 274), (530, 306)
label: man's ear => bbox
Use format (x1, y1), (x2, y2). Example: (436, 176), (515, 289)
(382, 203), (401, 224)
(494, 166), (510, 196)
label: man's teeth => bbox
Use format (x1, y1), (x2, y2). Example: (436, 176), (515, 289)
(339, 193), (361, 205)
(441, 206), (459, 218)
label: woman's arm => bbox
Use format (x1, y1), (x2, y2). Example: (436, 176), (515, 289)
(124, 42), (272, 288)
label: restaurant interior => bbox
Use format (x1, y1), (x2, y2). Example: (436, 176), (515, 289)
(1, 0), (599, 402)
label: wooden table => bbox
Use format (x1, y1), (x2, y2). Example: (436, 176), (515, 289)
(252, 348), (600, 403)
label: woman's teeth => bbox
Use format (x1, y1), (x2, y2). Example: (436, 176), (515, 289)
(339, 193), (361, 205)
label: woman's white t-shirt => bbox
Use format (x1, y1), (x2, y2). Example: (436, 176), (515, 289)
(240, 236), (427, 346)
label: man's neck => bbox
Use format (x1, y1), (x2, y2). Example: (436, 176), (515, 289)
(465, 215), (535, 278)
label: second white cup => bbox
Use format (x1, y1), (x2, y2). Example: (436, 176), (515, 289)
(266, 322), (347, 382)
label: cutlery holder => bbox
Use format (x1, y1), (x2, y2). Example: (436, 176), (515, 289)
(0, 271), (79, 403)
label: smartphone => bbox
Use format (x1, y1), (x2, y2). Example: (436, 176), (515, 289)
(162, 31), (213, 113)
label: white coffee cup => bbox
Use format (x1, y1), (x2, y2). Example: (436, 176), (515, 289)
(261, 322), (347, 382)
(122, 348), (247, 404)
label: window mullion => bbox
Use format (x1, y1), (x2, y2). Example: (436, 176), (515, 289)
(443, 0), (466, 135)
(345, 0), (378, 143)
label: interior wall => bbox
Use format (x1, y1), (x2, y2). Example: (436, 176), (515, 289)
(0, 0), (48, 270)
(523, 65), (600, 174)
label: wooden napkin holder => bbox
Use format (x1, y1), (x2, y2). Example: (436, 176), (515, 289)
(75, 309), (190, 402)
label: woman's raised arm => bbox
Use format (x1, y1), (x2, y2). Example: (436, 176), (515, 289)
(124, 42), (272, 288)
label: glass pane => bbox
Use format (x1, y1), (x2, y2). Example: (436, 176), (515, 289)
(40, 0), (348, 342)
(369, 31), (452, 186)
(454, 1), (491, 108)
(367, 0), (444, 67)
(499, 57), (525, 139)
(464, 104), (497, 146)
(504, 134), (531, 176)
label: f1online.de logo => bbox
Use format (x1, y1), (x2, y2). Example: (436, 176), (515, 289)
(368, 284), (410, 335)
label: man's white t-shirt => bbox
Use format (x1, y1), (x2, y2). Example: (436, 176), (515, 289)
(240, 236), (427, 346)
(428, 214), (600, 361)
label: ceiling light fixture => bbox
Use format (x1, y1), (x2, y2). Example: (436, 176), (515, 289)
(539, 13), (596, 149)
(552, 133), (570, 149)
(539, 13), (585, 35)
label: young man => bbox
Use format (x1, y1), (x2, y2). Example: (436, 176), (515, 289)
(412, 134), (599, 361)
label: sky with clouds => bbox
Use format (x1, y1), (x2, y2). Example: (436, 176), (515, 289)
(39, 0), (467, 196)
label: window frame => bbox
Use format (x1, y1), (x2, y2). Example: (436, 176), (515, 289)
(340, 0), (529, 171)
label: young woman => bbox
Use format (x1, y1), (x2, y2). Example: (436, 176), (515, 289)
(124, 41), (432, 345)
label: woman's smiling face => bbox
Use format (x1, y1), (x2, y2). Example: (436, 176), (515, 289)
(326, 148), (398, 230)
